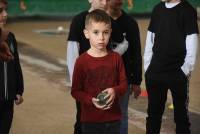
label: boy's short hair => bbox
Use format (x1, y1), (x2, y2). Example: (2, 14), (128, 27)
(0, 0), (7, 5)
(85, 9), (111, 28)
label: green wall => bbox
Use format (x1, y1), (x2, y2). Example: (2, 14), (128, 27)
(7, 0), (200, 17)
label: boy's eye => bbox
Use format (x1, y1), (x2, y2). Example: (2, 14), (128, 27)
(104, 31), (109, 34)
(93, 30), (99, 35)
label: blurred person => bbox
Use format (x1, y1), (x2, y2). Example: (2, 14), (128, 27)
(107, 0), (142, 134)
(127, 0), (133, 9)
(19, 0), (26, 11)
(71, 9), (128, 134)
(144, 0), (199, 133)
(67, 0), (129, 133)
(0, 0), (24, 134)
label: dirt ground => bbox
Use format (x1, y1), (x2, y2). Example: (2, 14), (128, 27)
(5, 19), (200, 134)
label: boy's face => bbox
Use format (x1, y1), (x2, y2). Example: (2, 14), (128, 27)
(108, 0), (124, 10)
(0, 2), (7, 28)
(84, 21), (111, 51)
(89, 0), (109, 11)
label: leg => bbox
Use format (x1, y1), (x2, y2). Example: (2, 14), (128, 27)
(74, 101), (82, 134)
(145, 80), (168, 134)
(170, 80), (191, 134)
(0, 100), (14, 134)
(119, 86), (131, 134)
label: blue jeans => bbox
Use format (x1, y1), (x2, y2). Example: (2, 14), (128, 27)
(120, 85), (131, 134)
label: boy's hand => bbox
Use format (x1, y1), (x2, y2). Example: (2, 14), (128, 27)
(131, 85), (141, 99)
(92, 97), (107, 110)
(15, 94), (23, 105)
(102, 88), (115, 108)
(0, 41), (14, 61)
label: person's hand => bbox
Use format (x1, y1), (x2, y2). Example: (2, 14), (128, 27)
(92, 97), (107, 110)
(102, 88), (116, 109)
(0, 41), (14, 61)
(131, 85), (141, 99)
(15, 94), (23, 105)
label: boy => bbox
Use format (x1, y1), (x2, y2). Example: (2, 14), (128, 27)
(67, 0), (128, 133)
(71, 9), (128, 134)
(0, 0), (24, 134)
(144, 0), (199, 133)
(107, 0), (142, 134)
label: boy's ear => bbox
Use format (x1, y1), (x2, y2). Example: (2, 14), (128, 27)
(88, 0), (92, 4)
(83, 29), (89, 39)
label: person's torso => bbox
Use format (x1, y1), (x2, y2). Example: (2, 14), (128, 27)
(149, 1), (189, 74)
(78, 51), (122, 122)
(0, 33), (18, 100)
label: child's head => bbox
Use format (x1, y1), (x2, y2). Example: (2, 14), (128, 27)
(0, 0), (7, 28)
(88, 0), (109, 11)
(84, 9), (112, 51)
(108, 0), (124, 10)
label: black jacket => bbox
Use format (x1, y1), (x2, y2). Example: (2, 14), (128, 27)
(115, 10), (142, 85)
(0, 32), (24, 100)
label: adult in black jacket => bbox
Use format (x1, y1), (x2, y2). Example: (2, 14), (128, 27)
(0, 1), (24, 134)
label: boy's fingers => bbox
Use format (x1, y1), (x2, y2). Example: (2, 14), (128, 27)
(103, 106), (111, 110)
(105, 97), (114, 107)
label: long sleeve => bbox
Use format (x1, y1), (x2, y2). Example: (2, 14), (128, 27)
(113, 55), (128, 97)
(12, 33), (24, 95)
(71, 59), (93, 106)
(143, 31), (154, 72)
(128, 21), (142, 85)
(181, 34), (199, 75)
(66, 41), (79, 83)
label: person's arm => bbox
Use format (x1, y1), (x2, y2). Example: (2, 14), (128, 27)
(181, 34), (199, 76)
(71, 59), (93, 106)
(10, 32), (24, 99)
(67, 13), (83, 84)
(112, 54), (128, 97)
(125, 19), (142, 98)
(181, 5), (199, 76)
(143, 31), (154, 72)
(128, 20), (142, 85)
(66, 41), (79, 83)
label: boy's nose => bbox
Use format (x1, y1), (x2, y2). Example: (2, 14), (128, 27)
(99, 33), (105, 40)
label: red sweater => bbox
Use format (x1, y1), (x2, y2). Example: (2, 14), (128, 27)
(71, 51), (128, 122)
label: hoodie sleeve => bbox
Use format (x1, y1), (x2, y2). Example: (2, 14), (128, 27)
(11, 33), (24, 95)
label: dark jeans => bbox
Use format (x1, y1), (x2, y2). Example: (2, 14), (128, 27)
(82, 121), (120, 134)
(74, 101), (82, 134)
(145, 77), (191, 134)
(0, 100), (14, 134)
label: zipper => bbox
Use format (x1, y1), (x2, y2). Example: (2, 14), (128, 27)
(4, 62), (8, 100)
